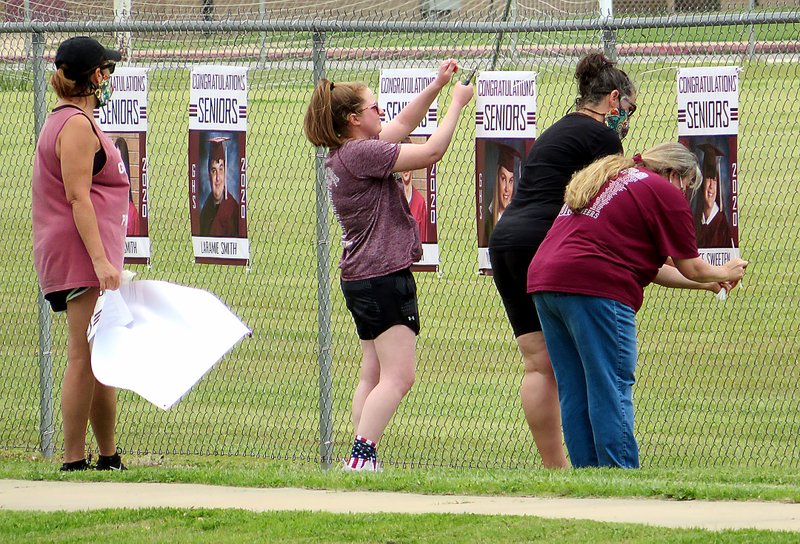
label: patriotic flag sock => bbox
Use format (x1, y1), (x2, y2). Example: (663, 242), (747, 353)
(347, 435), (377, 470)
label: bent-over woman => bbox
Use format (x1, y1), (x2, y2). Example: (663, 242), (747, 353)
(529, 143), (748, 468)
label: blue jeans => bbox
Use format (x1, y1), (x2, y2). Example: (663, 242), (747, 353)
(533, 292), (639, 468)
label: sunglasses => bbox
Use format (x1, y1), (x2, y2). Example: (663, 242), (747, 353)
(100, 63), (116, 74)
(357, 103), (380, 114)
(621, 95), (636, 117)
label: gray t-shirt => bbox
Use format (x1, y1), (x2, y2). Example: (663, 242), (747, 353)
(326, 138), (422, 281)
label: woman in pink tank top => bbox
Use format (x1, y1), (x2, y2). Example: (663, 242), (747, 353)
(31, 36), (127, 472)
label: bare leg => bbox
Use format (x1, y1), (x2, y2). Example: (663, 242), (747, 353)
(89, 379), (117, 456)
(517, 331), (568, 468)
(62, 288), (100, 463)
(354, 325), (416, 442)
(351, 340), (380, 433)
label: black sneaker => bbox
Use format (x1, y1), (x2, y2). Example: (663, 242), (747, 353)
(60, 458), (91, 471)
(95, 452), (127, 471)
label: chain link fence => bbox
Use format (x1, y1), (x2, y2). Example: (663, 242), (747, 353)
(1, 9), (799, 469)
(4, 0), (799, 22)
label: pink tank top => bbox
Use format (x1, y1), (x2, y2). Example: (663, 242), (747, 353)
(32, 106), (129, 295)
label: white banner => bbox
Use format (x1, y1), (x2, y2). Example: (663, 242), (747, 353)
(95, 67), (148, 132)
(193, 237), (250, 260)
(678, 66), (740, 266)
(90, 279), (250, 410)
(96, 67), (151, 264)
(378, 68), (437, 136)
(124, 237), (150, 259)
(475, 71), (537, 274)
(678, 66), (739, 137)
(476, 71), (537, 139)
(189, 66), (249, 265)
(190, 66), (248, 132)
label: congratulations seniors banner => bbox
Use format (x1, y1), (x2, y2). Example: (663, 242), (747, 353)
(678, 66), (740, 266)
(189, 66), (249, 266)
(475, 71), (537, 274)
(95, 67), (150, 265)
(379, 68), (439, 272)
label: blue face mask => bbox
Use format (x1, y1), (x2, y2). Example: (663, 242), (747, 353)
(95, 74), (113, 107)
(605, 107), (629, 140)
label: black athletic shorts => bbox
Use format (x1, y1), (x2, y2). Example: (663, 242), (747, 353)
(341, 268), (420, 341)
(489, 247), (541, 336)
(44, 287), (91, 313)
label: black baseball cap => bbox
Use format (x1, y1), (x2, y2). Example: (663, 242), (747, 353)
(54, 36), (121, 80)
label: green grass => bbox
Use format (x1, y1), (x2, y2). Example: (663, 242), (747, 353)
(3, 453), (800, 542)
(1, 35), (799, 470)
(2, 453), (800, 503)
(3, 508), (798, 543)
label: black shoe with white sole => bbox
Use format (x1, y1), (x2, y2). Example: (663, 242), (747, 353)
(95, 452), (126, 471)
(60, 458), (91, 471)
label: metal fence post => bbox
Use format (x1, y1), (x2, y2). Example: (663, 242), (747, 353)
(746, 1), (756, 58)
(32, 30), (55, 460)
(114, 0), (132, 61)
(312, 30), (334, 469)
(258, 0), (267, 68)
(509, 0), (518, 66)
(599, 0), (617, 61)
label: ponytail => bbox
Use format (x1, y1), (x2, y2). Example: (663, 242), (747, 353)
(49, 67), (94, 99)
(303, 78), (367, 149)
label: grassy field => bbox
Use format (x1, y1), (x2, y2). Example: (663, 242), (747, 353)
(2, 454), (799, 542)
(5, 508), (800, 543)
(3, 452), (800, 501)
(0, 32), (798, 470)
(4, 508), (800, 543)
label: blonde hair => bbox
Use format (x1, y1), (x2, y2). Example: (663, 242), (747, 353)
(564, 142), (701, 211)
(303, 78), (368, 149)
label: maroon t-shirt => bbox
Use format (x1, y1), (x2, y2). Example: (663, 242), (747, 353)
(326, 138), (422, 281)
(528, 167), (700, 312)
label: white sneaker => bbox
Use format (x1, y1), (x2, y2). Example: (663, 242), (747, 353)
(342, 458), (382, 472)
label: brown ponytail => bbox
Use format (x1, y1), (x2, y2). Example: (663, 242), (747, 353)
(303, 78), (367, 149)
(49, 67), (95, 99)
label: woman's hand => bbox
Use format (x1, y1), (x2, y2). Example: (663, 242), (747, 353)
(435, 59), (459, 87)
(93, 257), (121, 291)
(723, 258), (748, 283)
(452, 81), (474, 108)
(704, 282), (723, 294)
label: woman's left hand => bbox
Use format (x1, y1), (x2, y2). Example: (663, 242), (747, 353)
(707, 280), (739, 295)
(705, 282), (723, 294)
(436, 59), (459, 87)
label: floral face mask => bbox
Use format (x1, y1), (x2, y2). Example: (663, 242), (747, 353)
(605, 107), (629, 140)
(95, 74), (113, 107)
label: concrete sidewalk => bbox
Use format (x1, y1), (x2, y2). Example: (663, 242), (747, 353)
(2, 479), (799, 532)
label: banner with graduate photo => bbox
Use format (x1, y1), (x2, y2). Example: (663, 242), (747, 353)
(188, 66), (249, 266)
(95, 67), (150, 265)
(475, 71), (537, 274)
(379, 68), (439, 272)
(678, 66), (740, 266)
